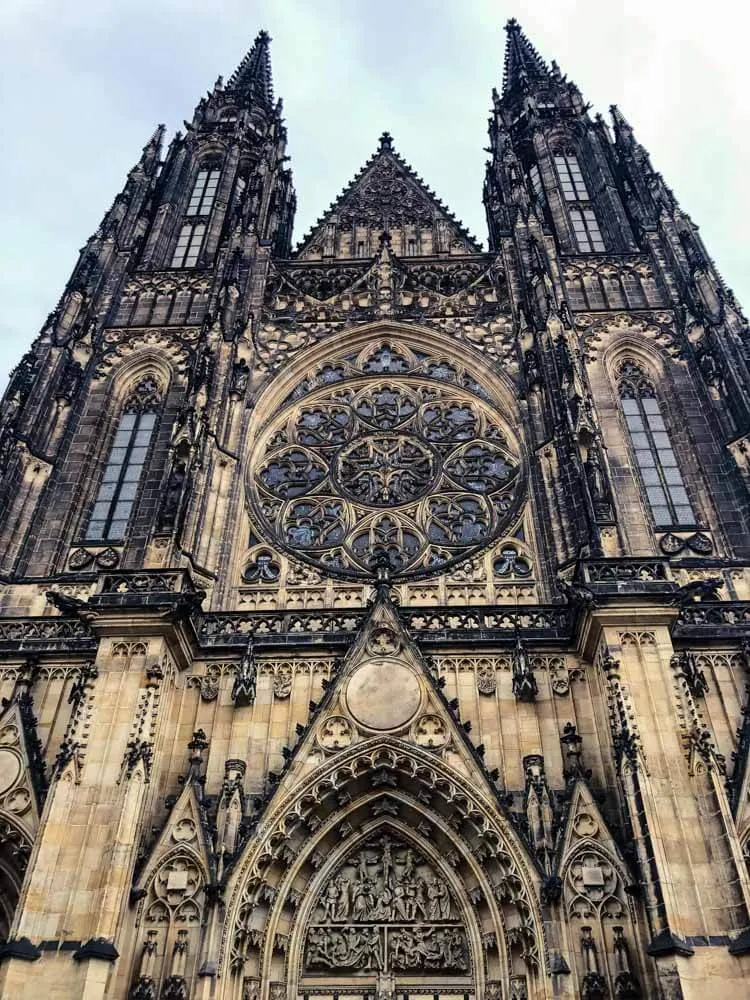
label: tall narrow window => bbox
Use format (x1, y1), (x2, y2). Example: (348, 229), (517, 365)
(171, 223), (206, 268)
(554, 154), (590, 201)
(171, 164), (221, 268)
(618, 361), (695, 527)
(186, 168), (220, 217)
(569, 208), (605, 253)
(86, 379), (161, 542)
(554, 151), (605, 253)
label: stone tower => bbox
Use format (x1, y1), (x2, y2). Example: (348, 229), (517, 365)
(0, 19), (749, 1000)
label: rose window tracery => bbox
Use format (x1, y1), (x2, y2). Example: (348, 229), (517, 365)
(248, 343), (524, 579)
(337, 435), (437, 505)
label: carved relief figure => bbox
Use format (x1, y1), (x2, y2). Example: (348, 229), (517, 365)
(303, 833), (469, 975)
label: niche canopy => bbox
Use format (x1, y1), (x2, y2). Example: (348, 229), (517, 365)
(247, 341), (525, 580)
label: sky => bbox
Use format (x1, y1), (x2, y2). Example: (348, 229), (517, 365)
(1, 0), (748, 389)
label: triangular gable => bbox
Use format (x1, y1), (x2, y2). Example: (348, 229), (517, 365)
(295, 133), (481, 260)
(555, 779), (633, 884)
(255, 583), (507, 826)
(0, 695), (44, 840)
(133, 779), (214, 894)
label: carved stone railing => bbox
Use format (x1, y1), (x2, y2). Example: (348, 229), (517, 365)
(674, 602), (750, 638)
(0, 617), (96, 652)
(198, 605), (574, 649)
(200, 610), (365, 648)
(0, 599), (745, 655)
(578, 558), (674, 593)
(90, 569), (202, 609)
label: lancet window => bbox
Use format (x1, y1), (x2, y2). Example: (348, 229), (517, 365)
(170, 164), (221, 268)
(85, 378), (161, 541)
(617, 361), (695, 527)
(553, 151), (605, 253)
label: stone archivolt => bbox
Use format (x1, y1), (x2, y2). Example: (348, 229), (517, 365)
(223, 739), (543, 993)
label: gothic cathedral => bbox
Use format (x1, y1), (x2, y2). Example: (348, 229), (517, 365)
(0, 20), (749, 1000)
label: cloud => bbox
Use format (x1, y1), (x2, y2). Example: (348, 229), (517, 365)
(1, 0), (748, 386)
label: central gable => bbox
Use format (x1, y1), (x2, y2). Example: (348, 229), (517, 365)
(295, 132), (481, 260)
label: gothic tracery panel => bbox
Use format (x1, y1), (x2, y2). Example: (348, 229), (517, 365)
(248, 343), (524, 580)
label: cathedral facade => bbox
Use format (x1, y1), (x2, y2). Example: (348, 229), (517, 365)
(0, 19), (749, 1000)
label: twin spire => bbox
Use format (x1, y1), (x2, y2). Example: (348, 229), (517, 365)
(225, 20), (555, 113)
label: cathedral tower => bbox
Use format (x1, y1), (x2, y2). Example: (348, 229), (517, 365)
(0, 21), (749, 1000)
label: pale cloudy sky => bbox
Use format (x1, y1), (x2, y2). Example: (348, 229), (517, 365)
(1, 0), (748, 388)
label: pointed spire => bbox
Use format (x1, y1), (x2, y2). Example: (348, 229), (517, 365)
(502, 19), (552, 94)
(137, 123), (165, 174)
(610, 104), (634, 144)
(226, 30), (274, 108)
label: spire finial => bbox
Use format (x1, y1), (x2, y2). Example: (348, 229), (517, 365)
(378, 131), (394, 152)
(502, 19), (552, 96)
(226, 29), (274, 108)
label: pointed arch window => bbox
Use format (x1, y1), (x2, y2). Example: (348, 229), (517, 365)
(186, 168), (221, 217)
(553, 151), (605, 253)
(85, 378), (162, 541)
(617, 361), (695, 527)
(170, 164), (221, 268)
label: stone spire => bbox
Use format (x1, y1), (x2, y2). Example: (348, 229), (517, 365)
(226, 29), (274, 108)
(502, 18), (553, 95)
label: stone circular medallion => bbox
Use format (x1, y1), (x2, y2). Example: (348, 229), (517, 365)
(345, 659), (421, 731)
(0, 751), (21, 795)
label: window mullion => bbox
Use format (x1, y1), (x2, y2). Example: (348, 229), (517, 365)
(103, 416), (139, 539)
(639, 396), (676, 523)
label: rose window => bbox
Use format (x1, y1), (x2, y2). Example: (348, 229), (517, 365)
(248, 348), (524, 580)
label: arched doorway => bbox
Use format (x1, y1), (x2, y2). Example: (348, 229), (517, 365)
(223, 740), (545, 1000)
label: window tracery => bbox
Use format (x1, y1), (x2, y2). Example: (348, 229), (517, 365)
(85, 377), (162, 542)
(617, 360), (695, 527)
(248, 343), (524, 580)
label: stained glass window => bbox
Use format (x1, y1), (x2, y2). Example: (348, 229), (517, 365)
(86, 379), (161, 541)
(618, 362), (695, 527)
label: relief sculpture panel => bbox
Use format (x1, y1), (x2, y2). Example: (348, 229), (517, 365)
(303, 834), (469, 975)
